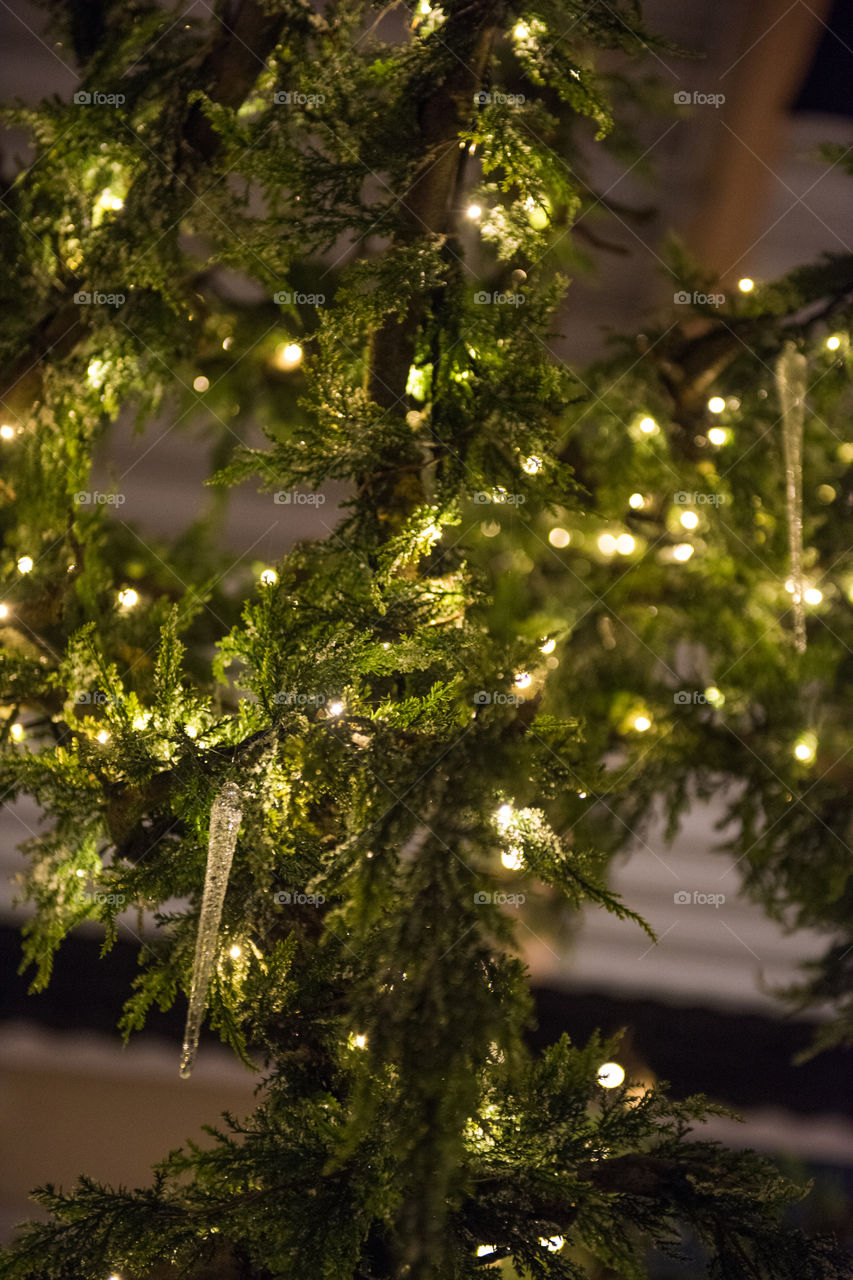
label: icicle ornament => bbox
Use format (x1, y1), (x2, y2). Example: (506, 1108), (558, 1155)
(775, 342), (808, 653)
(180, 780), (243, 1078)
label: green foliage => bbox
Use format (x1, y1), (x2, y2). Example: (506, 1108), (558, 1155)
(0, 0), (850, 1277)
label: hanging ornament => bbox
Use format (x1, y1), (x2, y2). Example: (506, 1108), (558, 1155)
(180, 780), (243, 1078)
(775, 342), (808, 653)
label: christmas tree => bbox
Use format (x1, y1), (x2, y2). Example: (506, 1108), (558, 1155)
(1, 1), (852, 1277)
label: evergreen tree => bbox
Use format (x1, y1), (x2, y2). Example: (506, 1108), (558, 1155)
(1, 1), (851, 1277)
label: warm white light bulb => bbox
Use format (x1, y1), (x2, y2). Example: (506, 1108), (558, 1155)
(794, 739), (816, 763)
(826, 334), (842, 351)
(501, 848), (523, 870)
(259, 568), (278, 585)
(522, 455), (542, 474)
(804, 587), (823, 605)
(513, 21), (529, 38)
(353, 1033), (367, 1049)
(0, 604), (8, 619)
(597, 1061), (625, 1088)
(117, 587), (138, 608)
(514, 671), (532, 689)
(707, 396), (725, 414)
(598, 533), (617, 555)
(615, 533), (635, 555)
(193, 375), (210, 393)
(708, 427), (727, 446)
(228, 944), (242, 959)
(633, 715), (651, 732)
(466, 203), (482, 220)
(672, 543), (694, 562)
(549, 527), (570, 548)
(96, 729), (110, 744)
(539, 638), (556, 654)
(0, 424), (14, 440)
(540, 1236), (564, 1252)
(638, 416), (658, 434)
(275, 342), (303, 369)
(495, 803), (513, 828)
(328, 700), (345, 717)
(737, 277), (754, 293)
(679, 511), (699, 530)
(17, 556), (34, 574)
(628, 492), (644, 509)
(10, 722), (24, 742)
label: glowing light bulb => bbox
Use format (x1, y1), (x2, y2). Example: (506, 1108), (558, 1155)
(353, 1032), (367, 1049)
(578, 790), (587, 799)
(638, 416), (658, 434)
(193, 375), (210, 392)
(514, 671), (532, 689)
(0, 424), (14, 440)
(259, 568), (278, 585)
(94, 188), (124, 215)
(501, 848), (523, 870)
(228, 944), (242, 959)
(466, 203), (482, 220)
(826, 334), (842, 351)
(513, 21), (529, 38)
(522, 455), (542, 474)
(704, 686), (725, 708)
(96, 729), (110, 744)
(628, 492), (644, 509)
(476, 1246), (497, 1258)
(540, 1236), (564, 1253)
(707, 396), (725, 414)
(633, 715), (651, 732)
(87, 359), (106, 387)
(598, 533), (617, 555)
(615, 533), (635, 555)
(274, 342), (303, 369)
(184, 724), (198, 738)
(539, 638), (556, 654)
(793, 735), (816, 763)
(679, 511), (699, 530)
(131, 713), (150, 730)
(672, 543), (694, 562)
(328, 700), (345, 716)
(708, 427), (727, 446)
(597, 1061), (625, 1088)
(17, 556), (34, 574)
(222, 336), (233, 350)
(548, 527), (570, 548)
(495, 803), (513, 828)
(737, 277), (754, 293)
(0, 604), (8, 619)
(10, 723), (24, 742)
(804, 587), (823, 605)
(117, 587), (138, 608)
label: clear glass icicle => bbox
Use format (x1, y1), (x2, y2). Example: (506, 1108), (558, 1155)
(180, 780), (243, 1078)
(775, 342), (808, 654)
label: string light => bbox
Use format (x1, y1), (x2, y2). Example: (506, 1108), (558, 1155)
(274, 342), (303, 369)
(679, 511), (699, 530)
(466, 203), (482, 220)
(17, 556), (34, 574)
(804, 587), (823, 605)
(495, 803), (512, 828)
(96, 729), (110, 744)
(514, 671), (532, 689)
(521, 455), (542, 474)
(0, 424), (14, 440)
(501, 848), (523, 870)
(10, 723), (24, 742)
(222, 336), (233, 350)
(597, 1061), (625, 1088)
(539, 638), (556, 654)
(228, 944), (242, 959)
(737, 277), (754, 293)
(632, 714), (651, 732)
(259, 568), (278, 585)
(94, 188), (124, 215)
(793, 733), (817, 764)
(476, 1246), (497, 1258)
(513, 21), (529, 38)
(193, 375), (210, 392)
(352, 1032), (367, 1049)
(0, 603), (8, 619)
(628, 492), (644, 509)
(704, 686), (725, 708)
(638, 416), (658, 434)
(131, 712), (150, 730)
(708, 427), (727, 446)
(707, 396), (725, 414)
(539, 1236), (564, 1253)
(87, 359), (107, 387)
(615, 533), (635, 554)
(549, 527), (570, 548)
(825, 334), (842, 351)
(328, 700), (345, 716)
(598, 533), (617, 555)
(117, 587), (138, 608)
(672, 543), (694, 562)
